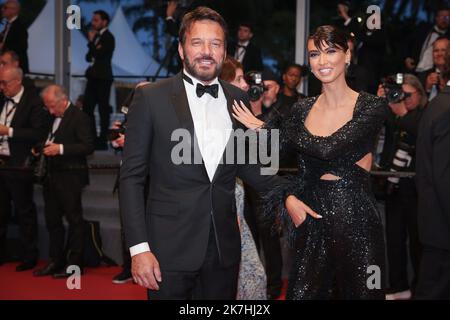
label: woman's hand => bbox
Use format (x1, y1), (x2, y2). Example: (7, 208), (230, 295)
(232, 100), (264, 130)
(285, 195), (322, 227)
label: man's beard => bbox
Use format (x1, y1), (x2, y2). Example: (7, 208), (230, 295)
(183, 54), (223, 83)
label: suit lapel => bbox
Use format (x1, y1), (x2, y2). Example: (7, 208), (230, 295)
(9, 88), (27, 127)
(170, 73), (209, 181)
(53, 104), (74, 141)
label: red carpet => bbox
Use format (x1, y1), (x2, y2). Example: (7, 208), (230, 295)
(0, 261), (287, 300)
(0, 261), (147, 300)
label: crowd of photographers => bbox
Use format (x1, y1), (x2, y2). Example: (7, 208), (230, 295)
(0, 0), (449, 299)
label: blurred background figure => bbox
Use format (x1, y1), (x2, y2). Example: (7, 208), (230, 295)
(220, 56), (267, 300)
(83, 10), (115, 151)
(415, 43), (450, 300)
(377, 74), (426, 300)
(0, 0), (28, 74)
(404, 7), (450, 73)
(229, 22), (263, 73)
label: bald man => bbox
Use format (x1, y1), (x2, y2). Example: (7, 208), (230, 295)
(0, 0), (28, 73)
(33, 85), (94, 278)
(0, 67), (49, 269)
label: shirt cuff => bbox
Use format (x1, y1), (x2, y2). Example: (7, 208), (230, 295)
(59, 144), (64, 155)
(130, 242), (151, 257)
(166, 16), (174, 21)
(8, 128), (13, 138)
(344, 18), (352, 26)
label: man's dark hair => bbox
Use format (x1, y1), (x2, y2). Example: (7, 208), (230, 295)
(94, 10), (110, 25)
(1, 50), (20, 63)
(238, 21), (254, 33)
(283, 63), (303, 75)
(179, 6), (228, 48)
(437, 6), (450, 14)
(308, 25), (349, 52)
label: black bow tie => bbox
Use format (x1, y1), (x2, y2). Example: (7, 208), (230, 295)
(3, 97), (15, 105)
(196, 83), (219, 99)
(237, 44), (247, 49)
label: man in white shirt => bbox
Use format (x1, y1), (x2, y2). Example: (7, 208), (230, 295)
(120, 7), (305, 300)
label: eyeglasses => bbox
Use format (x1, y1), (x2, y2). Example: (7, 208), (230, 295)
(0, 79), (17, 86)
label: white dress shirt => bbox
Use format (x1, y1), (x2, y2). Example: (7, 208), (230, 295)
(46, 102), (71, 155)
(234, 41), (249, 63)
(129, 71), (233, 257)
(0, 86), (24, 156)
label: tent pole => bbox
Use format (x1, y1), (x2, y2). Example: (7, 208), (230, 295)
(295, 0), (310, 96)
(55, 0), (71, 91)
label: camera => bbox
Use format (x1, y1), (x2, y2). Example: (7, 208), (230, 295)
(381, 73), (411, 104)
(245, 71), (267, 102)
(107, 90), (134, 141)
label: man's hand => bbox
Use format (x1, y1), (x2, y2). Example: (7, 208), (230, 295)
(43, 143), (61, 157)
(425, 72), (440, 92)
(337, 4), (351, 21)
(88, 30), (97, 42)
(405, 58), (416, 71)
(376, 84), (386, 98)
(285, 195), (322, 227)
(0, 124), (9, 136)
(166, 1), (178, 18)
(113, 133), (125, 148)
(132, 252), (162, 290)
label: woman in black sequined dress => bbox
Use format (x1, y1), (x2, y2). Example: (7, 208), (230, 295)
(232, 25), (388, 299)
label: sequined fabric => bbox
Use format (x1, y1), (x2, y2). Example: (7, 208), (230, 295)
(264, 92), (388, 300)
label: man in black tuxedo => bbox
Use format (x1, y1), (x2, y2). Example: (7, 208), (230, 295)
(415, 49), (450, 299)
(33, 85), (94, 278)
(228, 22), (263, 73)
(119, 7), (306, 300)
(0, 0), (28, 74)
(404, 7), (449, 73)
(0, 66), (49, 269)
(83, 10), (115, 150)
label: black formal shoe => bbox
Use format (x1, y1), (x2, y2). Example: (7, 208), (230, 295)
(16, 260), (37, 272)
(53, 266), (84, 279)
(33, 262), (64, 277)
(112, 269), (133, 284)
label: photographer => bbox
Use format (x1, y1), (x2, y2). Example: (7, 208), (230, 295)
(243, 68), (284, 300)
(110, 82), (149, 284)
(0, 66), (49, 270)
(377, 74), (427, 299)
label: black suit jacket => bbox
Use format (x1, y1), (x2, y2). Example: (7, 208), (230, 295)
(45, 104), (95, 187)
(0, 87), (49, 167)
(2, 17), (29, 73)
(416, 85), (450, 251)
(228, 41), (263, 72)
(85, 29), (115, 80)
(120, 72), (285, 271)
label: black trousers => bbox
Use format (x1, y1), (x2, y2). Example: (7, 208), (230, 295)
(0, 170), (38, 262)
(385, 180), (422, 293)
(83, 77), (113, 141)
(43, 176), (84, 267)
(244, 183), (283, 297)
(147, 223), (239, 300)
(414, 245), (450, 300)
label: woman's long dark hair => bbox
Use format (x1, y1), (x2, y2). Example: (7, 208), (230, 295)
(308, 25), (349, 52)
